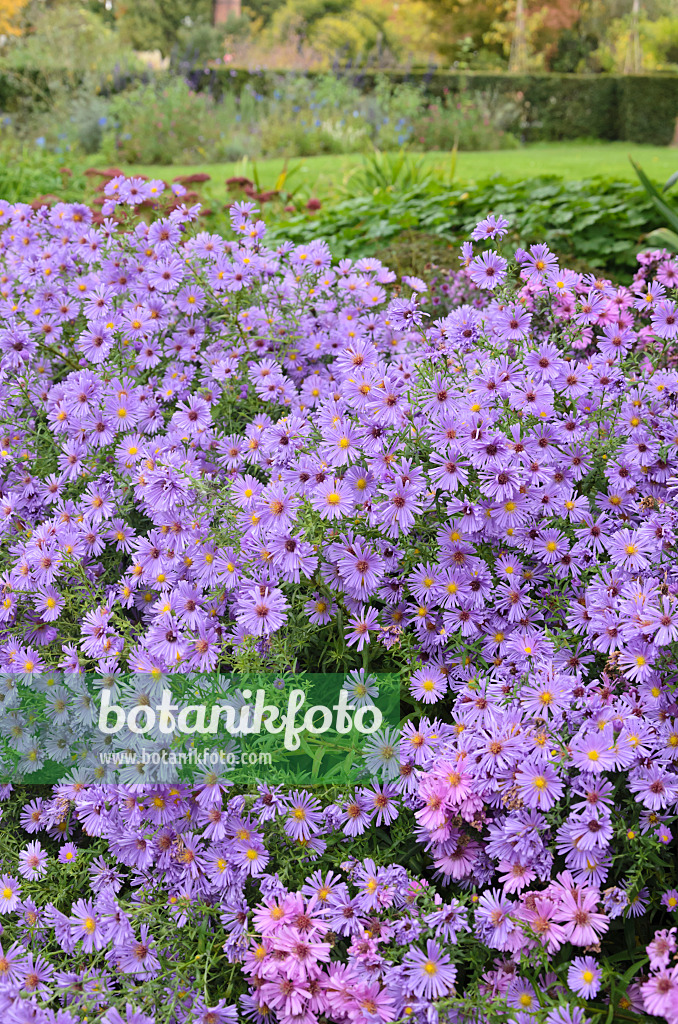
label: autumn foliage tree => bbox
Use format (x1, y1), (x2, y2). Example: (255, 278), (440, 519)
(0, 0), (27, 38)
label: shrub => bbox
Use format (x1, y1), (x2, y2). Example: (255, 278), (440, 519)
(99, 78), (252, 164)
(409, 90), (520, 151)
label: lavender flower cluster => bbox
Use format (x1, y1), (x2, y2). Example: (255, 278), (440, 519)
(0, 183), (676, 1023)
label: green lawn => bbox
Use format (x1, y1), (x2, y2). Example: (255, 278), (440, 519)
(113, 142), (678, 202)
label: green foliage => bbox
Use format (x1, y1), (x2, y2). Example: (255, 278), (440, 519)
(114, 0), (213, 57)
(0, 139), (88, 204)
(344, 150), (440, 193)
(242, 0), (287, 29)
(409, 89), (520, 151)
(643, 15), (678, 69)
(266, 174), (665, 281)
(632, 158), (678, 253)
(171, 22), (233, 70)
(1, 4), (140, 80)
(99, 78), (252, 164)
(0, 4), (143, 152)
(201, 68), (678, 145)
(96, 71), (531, 164)
(269, 0), (393, 62)
(617, 73), (678, 147)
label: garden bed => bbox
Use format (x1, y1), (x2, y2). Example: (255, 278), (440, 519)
(0, 177), (676, 1024)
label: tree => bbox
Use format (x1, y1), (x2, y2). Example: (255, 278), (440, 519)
(242, 0), (286, 29)
(268, 0), (399, 60)
(0, 0), (27, 38)
(114, 0), (213, 56)
(419, 0), (510, 64)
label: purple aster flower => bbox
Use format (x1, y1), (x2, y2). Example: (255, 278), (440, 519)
(58, 843), (78, 865)
(70, 898), (106, 952)
(284, 791), (323, 841)
(309, 477), (352, 519)
(663, 890), (678, 912)
(345, 606), (380, 651)
(0, 940), (27, 984)
(515, 762), (564, 810)
(651, 299), (678, 338)
(471, 213), (509, 240)
(102, 1006), (156, 1024)
(410, 666), (447, 703)
(341, 793), (373, 837)
(496, 302), (532, 341)
(0, 874), (21, 913)
(402, 939), (457, 999)
(568, 955), (602, 998)
(116, 924), (160, 978)
(468, 251), (508, 290)
(569, 728), (618, 774)
(19, 950), (54, 994)
(237, 584), (288, 636)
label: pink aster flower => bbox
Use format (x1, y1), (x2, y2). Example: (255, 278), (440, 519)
(641, 965), (678, 1018)
(554, 889), (609, 947)
(647, 927), (677, 969)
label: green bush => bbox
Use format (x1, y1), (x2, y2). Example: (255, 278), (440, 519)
(409, 90), (520, 150)
(617, 73), (678, 145)
(99, 78), (251, 164)
(252, 74), (372, 157)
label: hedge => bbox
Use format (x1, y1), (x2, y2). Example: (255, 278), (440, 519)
(1, 62), (677, 145)
(192, 67), (678, 146)
(0, 63), (150, 115)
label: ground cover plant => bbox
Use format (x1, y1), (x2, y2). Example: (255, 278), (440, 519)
(264, 174), (661, 281)
(0, 177), (676, 1024)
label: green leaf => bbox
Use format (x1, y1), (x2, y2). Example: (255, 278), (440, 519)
(631, 158), (678, 234)
(645, 227), (678, 252)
